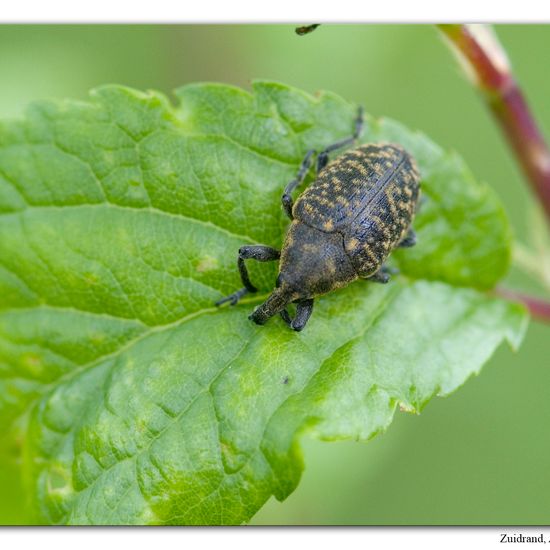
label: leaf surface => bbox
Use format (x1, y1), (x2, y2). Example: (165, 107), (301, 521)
(0, 81), (526, 524)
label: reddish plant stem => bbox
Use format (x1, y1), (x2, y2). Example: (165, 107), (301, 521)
(496, 287), (550, 324)
(438, 24), (550, 224)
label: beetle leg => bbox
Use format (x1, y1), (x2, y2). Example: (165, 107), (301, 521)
(282, 107), (364, 217)
(280, 308), (292, 326)
(398, 228), (417, 248)
(366, 270), (390, 284)
(282, 149), (316, 219)
(215, 245), (280, 306)
(215, 286), (249, 306)
(280, 299), (314, 331)
(292, 299), (314, 331)
(316, 106), (364, 172)
(364, 264), (398, 284)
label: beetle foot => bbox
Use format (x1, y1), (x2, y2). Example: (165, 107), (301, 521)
(215, 287), (249, 307)
(281, 194), (294, 219)
(279, 299), (314, 331)
(366, 265), (398, 284)
(398, 229), (416, 248)
(382, 265), (399, 275)
(280, 308), (293, 327)
(367, 271), (390, 284)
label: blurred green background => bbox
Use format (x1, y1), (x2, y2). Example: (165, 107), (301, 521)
(0, 24), (549, 525)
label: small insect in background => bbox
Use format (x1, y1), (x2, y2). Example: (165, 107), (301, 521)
(216, 107), (421, 331)
(295, 24), (320, 36)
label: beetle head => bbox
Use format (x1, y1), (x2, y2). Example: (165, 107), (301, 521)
(277, 222), (357, 297)
(249, 221), (357, 326)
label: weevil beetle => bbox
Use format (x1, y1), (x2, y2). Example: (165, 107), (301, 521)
(216, 107), (421, 331)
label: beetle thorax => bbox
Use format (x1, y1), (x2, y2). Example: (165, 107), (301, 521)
(277, 221), (357, 300)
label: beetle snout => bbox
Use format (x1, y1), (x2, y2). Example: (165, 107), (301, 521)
(249, 286), (294, 325)
(275, 272), (304, 301)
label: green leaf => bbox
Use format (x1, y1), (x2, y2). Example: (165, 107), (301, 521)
(0, 81), (526, 525)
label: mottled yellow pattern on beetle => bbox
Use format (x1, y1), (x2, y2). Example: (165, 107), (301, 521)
(293, 143), (420, 278)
